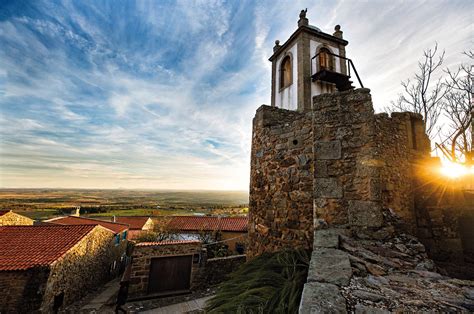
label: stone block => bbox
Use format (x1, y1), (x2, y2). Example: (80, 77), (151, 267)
(315, 141), (342, 160)
(348, 201), (383, 227)
(314, 161), (328, 178)
(307, 248), (352, 286)
(299, 282), (347, 314)
(314, 178), (343, 198)
(313, 229), (350, 249)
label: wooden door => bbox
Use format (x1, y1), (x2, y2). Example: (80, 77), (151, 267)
(147, 255), (193, 294)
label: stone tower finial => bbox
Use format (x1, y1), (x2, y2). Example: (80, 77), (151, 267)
(273, 40), (281, 53)
(298, 8), (309, 27)
(333, 24), (343, 38)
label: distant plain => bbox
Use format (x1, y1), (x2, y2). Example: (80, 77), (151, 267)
(0, 189), (249, 220)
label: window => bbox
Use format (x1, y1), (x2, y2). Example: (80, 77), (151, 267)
(193, 253), (201, 264)
(122, 231), (127, 240)
(280, 55), (292, 89)
(53, 292), (64, 312)
(318, 48), (334, 71)
(115, 234), (120, 245)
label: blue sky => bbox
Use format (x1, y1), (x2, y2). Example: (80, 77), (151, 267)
(0, 0), (472, 190)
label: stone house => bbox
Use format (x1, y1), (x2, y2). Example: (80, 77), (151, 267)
(0, 210), (34, 226)
(113, 216), (154, 240)
(46, 215), (130, 273)
(0, 224), (123, 312)
(166, 216), (248, 254)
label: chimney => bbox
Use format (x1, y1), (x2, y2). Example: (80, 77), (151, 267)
(73, 206), (80, 217)
(113, 215), (116, 222)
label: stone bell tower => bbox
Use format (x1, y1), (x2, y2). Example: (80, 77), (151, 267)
(270, 10), (362, 112)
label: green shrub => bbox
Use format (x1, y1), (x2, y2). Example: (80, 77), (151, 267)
(205, 249), (309, 314)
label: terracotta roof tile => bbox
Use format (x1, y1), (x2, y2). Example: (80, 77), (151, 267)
(114, 217), (151, 230)
(135, 240), (200, 247)
(47, 216), (128, 234)
(0, 225), (96, 271)
(167, 216), (248, 232)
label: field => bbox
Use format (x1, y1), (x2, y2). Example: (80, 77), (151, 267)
(0, 189), (249, 220)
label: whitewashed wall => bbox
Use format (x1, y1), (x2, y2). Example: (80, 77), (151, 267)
(274, 43), (298, 111)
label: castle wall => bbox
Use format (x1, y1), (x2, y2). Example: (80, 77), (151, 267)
(249, 89), (434, 256)
(312, 89), (384, 228)
(248, 105), (313, 257)
(249, 88), (473, 277)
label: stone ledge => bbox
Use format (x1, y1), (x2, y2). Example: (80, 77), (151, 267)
(307, 248), (352, 286)
(314, 229), (351, 249)
(299, 282), (347, 314)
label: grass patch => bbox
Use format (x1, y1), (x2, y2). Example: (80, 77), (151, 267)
(205, 249), (309, 314)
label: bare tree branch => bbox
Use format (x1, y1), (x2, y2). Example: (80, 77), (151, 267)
(391, 43), (450, 138)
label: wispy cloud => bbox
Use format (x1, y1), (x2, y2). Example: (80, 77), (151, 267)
(0, 0), (472, 189)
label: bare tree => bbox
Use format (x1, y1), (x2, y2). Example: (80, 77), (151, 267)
(392, 44), (451, 138)
(441, 51), (473, 164)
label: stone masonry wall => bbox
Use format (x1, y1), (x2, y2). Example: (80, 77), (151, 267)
(312, 89), (429, 232)
(41, 226), (126, 312)
(248, 105), (314, 257)
(0, 211), (34, 226)
(192, 255), (246, 289)
(129, 242), (202, 297)
(312, 89), (382, 229)
(0, 268), (49, 313)
(374, 112), (430, 232)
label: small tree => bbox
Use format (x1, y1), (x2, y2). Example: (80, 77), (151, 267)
(441, 51), (473, 163)
(391, 43), (451, 138)
(197, 229), (230, 258)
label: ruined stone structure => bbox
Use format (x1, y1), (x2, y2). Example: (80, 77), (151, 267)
(0, 210), (34, 226)
(248, 89), (430, 256)
(248, 11), (473, 312)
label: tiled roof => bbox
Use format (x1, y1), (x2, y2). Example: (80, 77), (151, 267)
(167, 216), (248, 232)
(135, 240), (200, 247)
(47, 216), (128, 234)
(0, 225), (96, 271)
(114, 217), (151, 230)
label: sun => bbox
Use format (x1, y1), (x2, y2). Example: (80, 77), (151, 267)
(439, 160), (471, 179)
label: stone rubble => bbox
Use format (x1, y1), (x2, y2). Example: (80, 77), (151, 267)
(300, 208), (474, 313)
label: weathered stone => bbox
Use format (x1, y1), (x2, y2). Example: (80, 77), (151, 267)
(348, 201), (383, 227)
(314, 229), (350, 249)
(315, 140), (342, 160)
(366, 263), (386, 276)
(354, 304), (390, 314)
(352, 290), (386, 302)
(315, 178), (343, 199)
(308, 248), (352, 286)
(299, 282), (347, 314)
(0, 210), (34, 226)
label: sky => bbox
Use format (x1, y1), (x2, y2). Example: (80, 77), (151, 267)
(0, 0), (472, 190)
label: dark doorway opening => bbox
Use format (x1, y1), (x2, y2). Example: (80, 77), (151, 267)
(147, 255), (193, 294)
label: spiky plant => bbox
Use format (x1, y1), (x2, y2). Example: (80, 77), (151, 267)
(205, 249), (309, 314)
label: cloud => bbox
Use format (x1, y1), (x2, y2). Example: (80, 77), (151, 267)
(0, 0), (472, 190)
